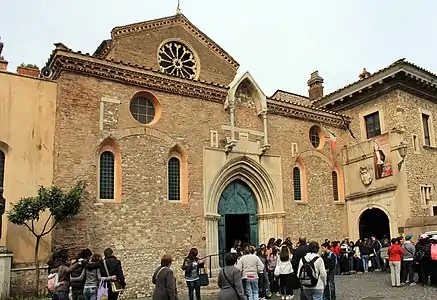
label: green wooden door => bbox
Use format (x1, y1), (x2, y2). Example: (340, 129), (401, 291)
(218, 180), (257, 266)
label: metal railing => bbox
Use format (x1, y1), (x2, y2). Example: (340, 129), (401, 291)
(199, 253), (222, 278)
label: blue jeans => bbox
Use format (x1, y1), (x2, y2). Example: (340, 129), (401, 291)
(186, 280), (201, 300)
(361, 255), (369, 272)
(245, 278), (259, 300)
(83, 287), (98, 300)
(55, 291), (69, 300)
(302, 288), (324, 300)
(324, 272), (336, 300)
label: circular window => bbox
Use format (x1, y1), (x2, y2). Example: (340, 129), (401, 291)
(309, 126), (322, 148)
(129, 92), (160, 125)
(158, 40), (198, 79)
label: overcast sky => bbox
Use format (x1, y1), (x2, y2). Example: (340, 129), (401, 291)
(1, 0), (436, 96)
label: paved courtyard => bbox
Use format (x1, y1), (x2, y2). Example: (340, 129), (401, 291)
(139, 272), (437, 300)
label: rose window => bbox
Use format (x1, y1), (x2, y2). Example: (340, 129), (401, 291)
(158, 41), (197, 79)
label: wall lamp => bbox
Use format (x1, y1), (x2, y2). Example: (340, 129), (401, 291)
(397, 142), (408, 171)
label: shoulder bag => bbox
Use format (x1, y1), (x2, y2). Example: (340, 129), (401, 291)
(222, 268), (241, 300)
(103, 259), (123, 293)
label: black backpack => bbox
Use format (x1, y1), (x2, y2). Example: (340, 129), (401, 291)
(298, 256), (320, 287)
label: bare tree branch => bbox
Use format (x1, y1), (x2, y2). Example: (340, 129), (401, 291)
(41, 221), (59, 237)
(23, 222), (38, 237)
(40, 215), (52, 236)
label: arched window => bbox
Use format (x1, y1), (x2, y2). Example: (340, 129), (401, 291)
(332, 171), (339, 202)
(293, 167), (301, 201)
(0, 150), (4, 188)
(168, 157), (181, 201)
(99, 151), (115, 199)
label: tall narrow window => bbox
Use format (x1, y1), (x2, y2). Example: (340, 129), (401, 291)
(364, 112), (381, 139)
(168, 157), (180, 201)
(422, 114), (431, 146)
(99, 151), (115, 199)
(293, 167), (301, 201)
(420, 185), (432, 205)
(0, 150), (4, 188)
(332, 171), (339, 202)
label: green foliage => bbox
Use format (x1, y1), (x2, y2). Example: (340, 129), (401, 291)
(7, 181), (84, 237)
(19, 63), (39, 69)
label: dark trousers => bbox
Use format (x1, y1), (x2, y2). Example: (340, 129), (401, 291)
(108, 288), (119, 300)
(401, 261), (415, 283)
(186, 280), (201, 300)
(324, 272), (336, 300)
(279, 273), (293, 296)
(268, 270), (279, 293)
(72, 289), (84, 300)
(54, 292), (69, 300)
(430, 261), (437, 286)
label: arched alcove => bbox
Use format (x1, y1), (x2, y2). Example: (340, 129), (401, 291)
(359, 208), (390, 240)
(97, 137), (122, 203)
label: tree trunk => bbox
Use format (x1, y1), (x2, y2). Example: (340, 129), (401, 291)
(34, 236), (40, 296)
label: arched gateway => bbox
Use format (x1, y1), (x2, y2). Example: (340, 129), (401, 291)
(205, 156), (285, 271)
(359, 208), (391, 240)
(218, 180), (257, 266)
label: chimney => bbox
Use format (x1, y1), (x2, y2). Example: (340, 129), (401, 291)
(359, 68), (371, 80)
(17, 65), (40, 77)
(307, 71), (324, 101)
(0, 37), (7, 71)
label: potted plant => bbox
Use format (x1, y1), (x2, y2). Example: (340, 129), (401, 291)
(0, 56), (7, 71)
(17, 63), (40, 77)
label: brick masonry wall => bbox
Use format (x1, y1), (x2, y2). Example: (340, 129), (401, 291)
(52, 72), (229, 297)
(111, 24), (237, 86)
(267, 114), (348, 242)
(10, 266), (49, 298)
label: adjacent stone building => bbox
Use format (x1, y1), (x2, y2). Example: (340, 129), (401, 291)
(1, 12), (437, 297)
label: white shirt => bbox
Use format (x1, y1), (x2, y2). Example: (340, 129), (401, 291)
(297, 253), (327, 290)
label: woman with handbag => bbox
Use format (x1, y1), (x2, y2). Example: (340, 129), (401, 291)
(218, 253), (247, 300)
(99, 248), (126, 300)
(152, 255), (178, 300)
(182, 248), (204, 300)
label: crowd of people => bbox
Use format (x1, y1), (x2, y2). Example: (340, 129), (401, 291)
(47, 247), (126, 300)
(152, 233), (437, 300)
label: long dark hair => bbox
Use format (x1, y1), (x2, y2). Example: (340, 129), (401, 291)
(187, 248), (199, 261)
(279, 246), (289, 262)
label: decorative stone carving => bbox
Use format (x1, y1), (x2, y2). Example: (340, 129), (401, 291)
(158, 40), (198, 79)
(359, 165), (373, 186)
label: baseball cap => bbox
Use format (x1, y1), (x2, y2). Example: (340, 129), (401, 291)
(431, 235), (437, 241)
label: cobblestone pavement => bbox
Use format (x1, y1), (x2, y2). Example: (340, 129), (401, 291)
(137, 272), (437, 300)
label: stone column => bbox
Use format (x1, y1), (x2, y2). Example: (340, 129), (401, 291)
(258, 213), (285, 242)
(0, 252), (13, 299)
(229, 104), (236, 142)
(205, 214), (220, 274)
(262, 111), (269, 146)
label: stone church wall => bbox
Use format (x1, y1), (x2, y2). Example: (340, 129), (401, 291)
(111, 24), (236, 86)
(267, 114), (348, 242)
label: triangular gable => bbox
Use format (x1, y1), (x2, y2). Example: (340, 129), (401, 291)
(109, 14), (239, 70)
(225, 71), (267, 115)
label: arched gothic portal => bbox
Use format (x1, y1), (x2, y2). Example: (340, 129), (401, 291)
(218, 180), (257, 266)
(359, 208), (391, 240)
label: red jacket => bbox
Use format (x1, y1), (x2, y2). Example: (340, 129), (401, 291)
(388, 244), (405, 261)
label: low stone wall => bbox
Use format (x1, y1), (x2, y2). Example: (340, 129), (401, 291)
(10, 265), (49, 299)
(403, 216), (437, 238)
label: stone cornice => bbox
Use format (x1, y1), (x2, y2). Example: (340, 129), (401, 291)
(266, 99), (348, 128)
(110, 14), (239, 70)
(345, 184), (397, 201)
(47, 50), (228, 103)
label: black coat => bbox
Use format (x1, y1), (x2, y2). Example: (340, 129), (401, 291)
(291, 244), (309, 270)
(99, 256), (126, 289)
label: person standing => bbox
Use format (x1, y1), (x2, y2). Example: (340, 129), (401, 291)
(276, 246), (294, 300)
(218, 253), (247, 300)
(297, 241), (327, 300)
(236, 245), (264, 300)
(415, 234), (431, 285)
(99, 248), (126, 300)
(321, 243), (336, 300)
(371, 236), (382, 271)
(182, 248), (204, 300)
(401, 235), (416, 286)
(152, 255), (178, 300)
(388, 238), (405, 287)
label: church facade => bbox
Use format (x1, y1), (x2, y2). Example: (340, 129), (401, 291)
(1, 13), (437, 297)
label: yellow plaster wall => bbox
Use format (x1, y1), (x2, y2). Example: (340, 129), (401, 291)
(0, 72), (57, 263)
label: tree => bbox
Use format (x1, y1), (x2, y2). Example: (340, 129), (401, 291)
(8, 181), (84, 295)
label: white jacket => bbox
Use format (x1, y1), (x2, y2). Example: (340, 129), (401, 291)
(297, 253), (327, 290)
(276, 257), (293, 275)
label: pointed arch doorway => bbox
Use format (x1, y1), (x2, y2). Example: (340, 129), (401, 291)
(218, 180), (258, 266)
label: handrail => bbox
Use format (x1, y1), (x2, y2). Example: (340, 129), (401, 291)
(199, 253), (220, 278)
